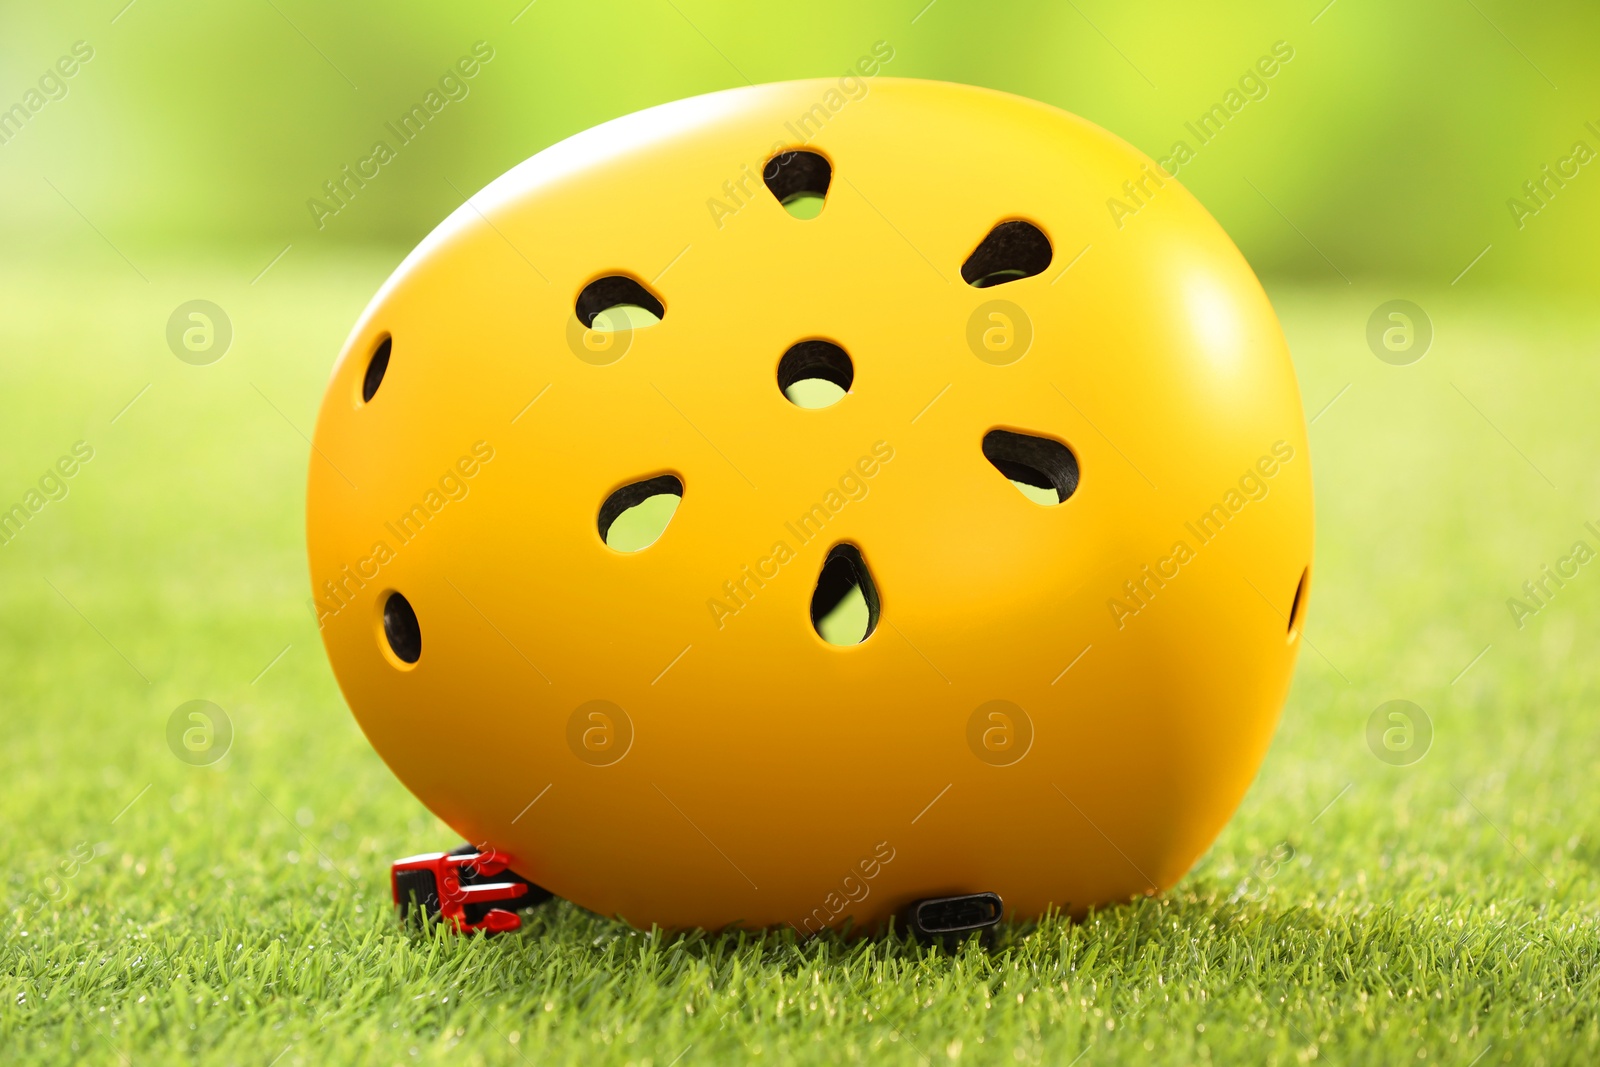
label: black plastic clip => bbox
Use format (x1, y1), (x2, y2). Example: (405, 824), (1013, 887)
(903, 892), (1003, 943)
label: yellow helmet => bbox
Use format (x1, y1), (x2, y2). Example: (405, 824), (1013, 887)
(308, 76), (1312, 934)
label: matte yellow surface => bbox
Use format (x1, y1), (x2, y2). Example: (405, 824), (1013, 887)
(307, 78), (1311, 933)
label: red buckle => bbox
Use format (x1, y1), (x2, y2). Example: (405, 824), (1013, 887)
(390, 850), (528, 934)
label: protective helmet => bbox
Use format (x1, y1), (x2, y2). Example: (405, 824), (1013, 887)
(307, 76), (1312, 934)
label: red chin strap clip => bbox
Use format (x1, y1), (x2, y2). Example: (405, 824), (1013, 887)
(390, 849), (533, 935)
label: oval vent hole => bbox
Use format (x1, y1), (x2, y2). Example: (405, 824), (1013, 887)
(362, 336), (391, 403)
(383, 591), (421, 664)
(778, 340), (853, 408)
(575, 276), (665, 331)
(811, 543), (879, 646)
(983, 430), (1079, 505)
(599, 475), (683, 552)
(764, 149), (832, 219)
(961, 220), (1053, 288)
(1287, 568), (1309, 637)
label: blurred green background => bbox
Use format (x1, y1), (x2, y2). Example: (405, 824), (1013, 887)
(2, 0), (1597, 287)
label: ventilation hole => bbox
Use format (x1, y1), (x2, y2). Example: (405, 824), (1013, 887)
(1287, 568), (1308, 637)
(362, 336), (391, 403)
(764, 150), (832, 219)
(810, 544), (879, 646)
(961, 220), (1053, 288)
(382, 592), (421, 664)
(575, 276), (665, 330)
(982, 430), (1079, 504)
(598, 474), (683, 552)
(777, 340), (853, 409)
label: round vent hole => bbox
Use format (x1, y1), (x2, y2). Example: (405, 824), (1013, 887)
(382, 592), (422, 664)
(362, 336), (392, 402)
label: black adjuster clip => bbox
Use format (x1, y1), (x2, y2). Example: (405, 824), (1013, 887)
(903, 892), (1004, 942)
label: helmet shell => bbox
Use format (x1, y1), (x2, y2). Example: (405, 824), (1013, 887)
(307, 78), (1312, 932)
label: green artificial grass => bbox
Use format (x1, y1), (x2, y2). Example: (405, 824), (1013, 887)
(3, 251), (1599, 1065)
